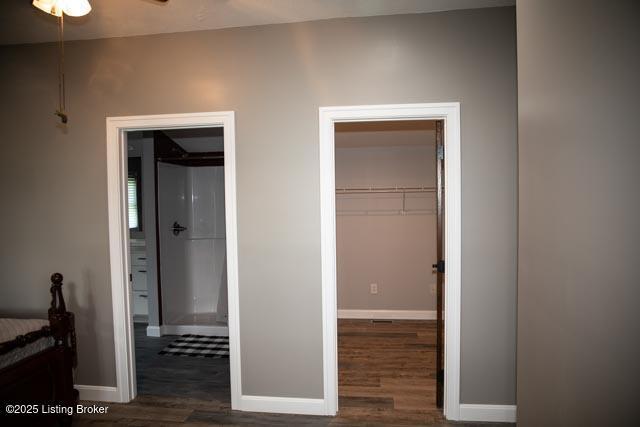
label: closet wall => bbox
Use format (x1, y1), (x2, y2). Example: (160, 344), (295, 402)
(335, 122), (437, 312)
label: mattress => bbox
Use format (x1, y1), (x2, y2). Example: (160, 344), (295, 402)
(0, 318), (55, 370)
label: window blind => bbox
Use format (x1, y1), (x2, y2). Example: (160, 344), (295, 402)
(128, 177), (139, 229)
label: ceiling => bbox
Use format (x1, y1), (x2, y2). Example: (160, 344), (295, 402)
(127, 128), (223, 154)
(0, 0), (514, 45)
(164, 128), (224, 153)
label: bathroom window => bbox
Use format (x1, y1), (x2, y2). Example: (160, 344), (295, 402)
(128, 177), (139, 229)
(128, 157), (142, 231)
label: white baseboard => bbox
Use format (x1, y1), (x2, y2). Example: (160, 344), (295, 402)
(75, 385), (120, 402)
(238, 395), (327, 415)
(146, 325), (161, 337)
(338, 309), (436, 320)
(161, 324), (229, 337)
(147, 324), (229, 337)
(459, 404), (517, 423)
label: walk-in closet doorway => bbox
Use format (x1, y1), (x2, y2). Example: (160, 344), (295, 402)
(318, 103), (462, 419)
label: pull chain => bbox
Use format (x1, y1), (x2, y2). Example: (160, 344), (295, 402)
(56, 15), (68, 124)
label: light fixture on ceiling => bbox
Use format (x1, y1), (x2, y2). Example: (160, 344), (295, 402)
(32, 0), (92, 17)
(59, 0), (92, 17)
(31, 1), (92, 124)
(32, 0), (166, 124)
(32, 0), (62, 16)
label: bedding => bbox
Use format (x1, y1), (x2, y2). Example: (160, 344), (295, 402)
(0, 318), (49, 343)
(0, 318), (54, 370)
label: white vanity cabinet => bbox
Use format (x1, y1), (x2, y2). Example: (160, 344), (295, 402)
(130, 242), (149, 319)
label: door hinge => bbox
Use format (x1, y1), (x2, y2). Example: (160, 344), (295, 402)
(432, 260), (445, 273)
(437, 144), (444, 160)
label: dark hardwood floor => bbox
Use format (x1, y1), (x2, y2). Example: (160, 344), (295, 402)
(337, 319), (440, 424)
(75, 320), (513, 426)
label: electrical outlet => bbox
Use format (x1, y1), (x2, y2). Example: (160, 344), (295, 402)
(370, 283), (378, 294)
(430, 283), (437, 295)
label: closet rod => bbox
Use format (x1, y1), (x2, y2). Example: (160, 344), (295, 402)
(336, 186), (437, 194)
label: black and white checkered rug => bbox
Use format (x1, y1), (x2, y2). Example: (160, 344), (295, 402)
(158, 334), (229, 358)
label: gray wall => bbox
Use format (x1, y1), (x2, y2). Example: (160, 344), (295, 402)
(516, 0), (640, 424)
(0, 7), (517, 403)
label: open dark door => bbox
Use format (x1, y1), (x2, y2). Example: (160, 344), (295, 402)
(434, 120), (445, 408)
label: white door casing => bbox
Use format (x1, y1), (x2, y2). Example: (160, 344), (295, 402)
(318, 103), (462, 419)
(105, 112), (241, 407)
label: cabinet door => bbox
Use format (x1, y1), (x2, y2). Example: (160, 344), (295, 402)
(131, 251), (147, 267)
(133, 291), (149, 315)
(132, 268), (147, 291)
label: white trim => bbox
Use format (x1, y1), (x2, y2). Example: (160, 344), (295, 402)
(146, 325), (161, 337)
(459, 404), (517, 423)
(160, 324), (229, 337)
(319, 103), (462, 419)
(75, 385), (120, 402)
(238, 395), (326, 415)
(338, 309), (436, 320)
(105, 111), (241, 407)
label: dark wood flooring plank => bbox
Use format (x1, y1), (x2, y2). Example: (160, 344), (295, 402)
(75, 320), (514, 426)
(337, 319), (444, 423)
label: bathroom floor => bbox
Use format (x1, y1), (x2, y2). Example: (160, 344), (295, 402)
(134, 323), (231, 402)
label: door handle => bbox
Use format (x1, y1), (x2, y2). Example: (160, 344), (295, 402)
(432, 260), (445, 273)
(172, 221), (187, 236)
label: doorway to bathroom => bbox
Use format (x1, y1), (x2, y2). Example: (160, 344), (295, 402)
(106, 112), (240, 406)
(126, 127), (231, 401)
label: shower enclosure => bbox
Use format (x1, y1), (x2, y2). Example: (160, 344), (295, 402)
(157, 162), (228, 336)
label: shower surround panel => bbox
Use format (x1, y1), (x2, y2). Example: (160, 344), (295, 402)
(158, 163), (227, 332)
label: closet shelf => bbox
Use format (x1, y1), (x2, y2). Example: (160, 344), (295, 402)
(335, 186), (437, 194)
(337, 209), (436, 217)
(335, 186), (437, 217)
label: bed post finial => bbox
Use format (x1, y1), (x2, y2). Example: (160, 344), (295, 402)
(50, 272), (66, 313)
(48, 272), (77, 367)
(51, 272), (63, 285)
